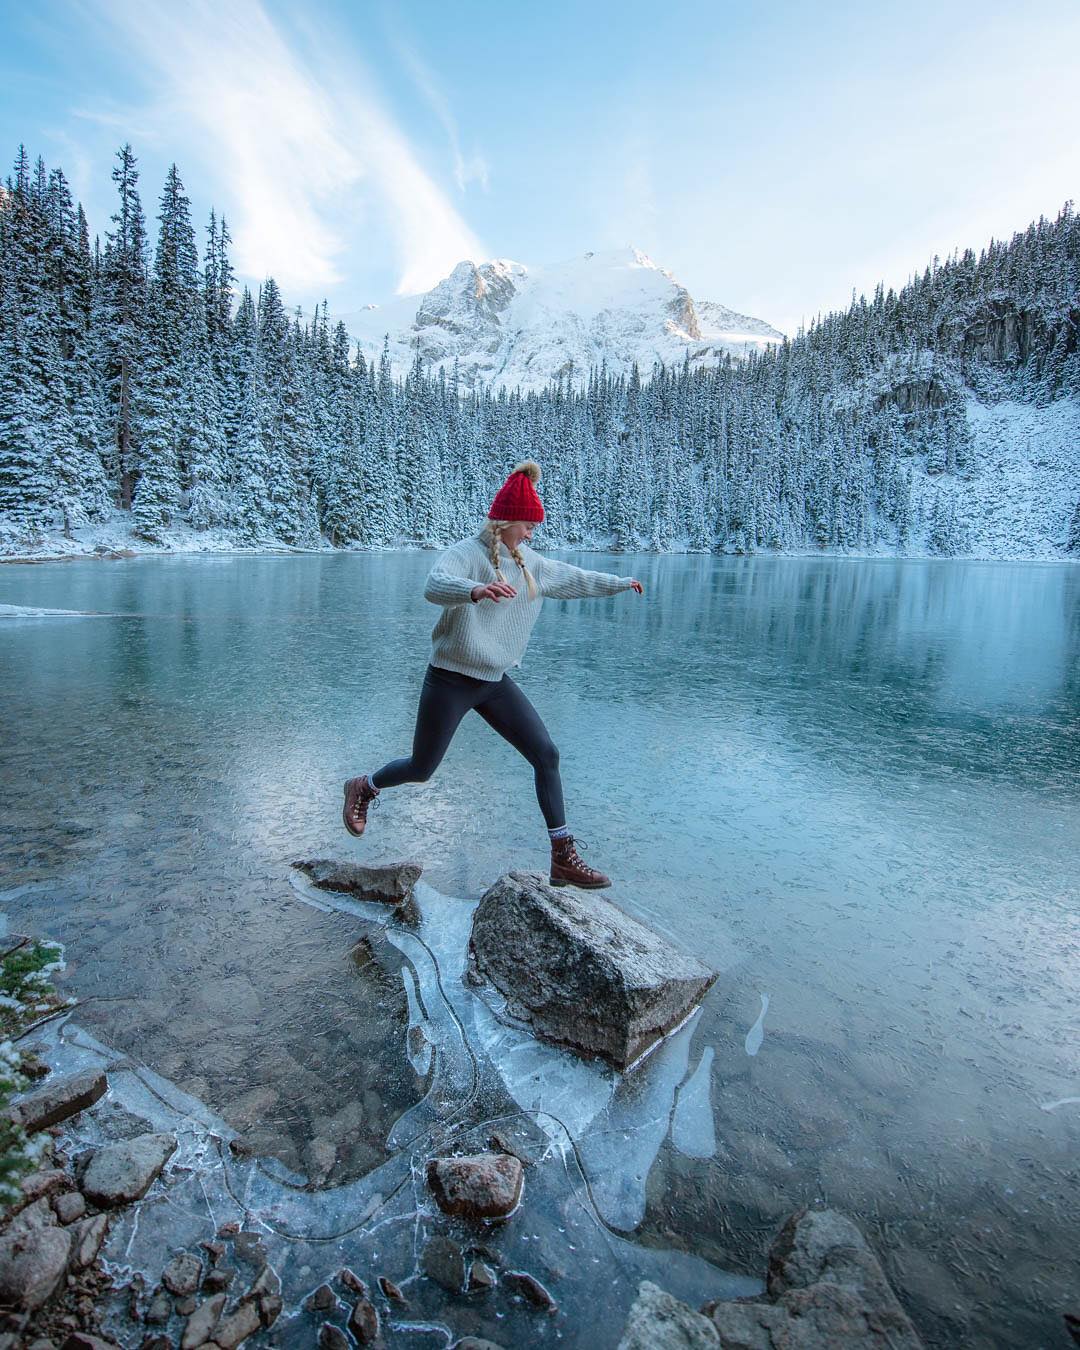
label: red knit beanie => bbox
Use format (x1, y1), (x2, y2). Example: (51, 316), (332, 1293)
(488, 460), (544, 522)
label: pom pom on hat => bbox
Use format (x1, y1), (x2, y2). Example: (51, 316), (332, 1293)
(488, 460), (545, 522)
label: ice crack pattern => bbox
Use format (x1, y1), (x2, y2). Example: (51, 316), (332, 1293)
(13, 874), (757, 1346)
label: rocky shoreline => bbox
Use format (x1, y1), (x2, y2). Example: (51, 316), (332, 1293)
(1, 1064), (925, 1350)
(1, 869), (1073, 1347)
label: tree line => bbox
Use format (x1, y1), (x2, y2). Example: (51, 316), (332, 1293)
(1, 143), (1078, 555)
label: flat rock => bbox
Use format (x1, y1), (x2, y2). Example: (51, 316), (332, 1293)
(80, 1132), (177, 1207)
(427, 1152), (523, 1221)
(11, 1071), (107, 1133)
(0, 1225), (73, 1310)
(469, 871), (718, 1069)
(292, 858), (422, 904)
(701, 1208), (924, 1348)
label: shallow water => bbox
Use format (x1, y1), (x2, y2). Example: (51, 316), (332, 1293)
(1, 550), (1078, 1347)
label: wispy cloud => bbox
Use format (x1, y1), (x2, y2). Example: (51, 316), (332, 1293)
(91, 0), (485, 296)
(388, 32), (490, 193)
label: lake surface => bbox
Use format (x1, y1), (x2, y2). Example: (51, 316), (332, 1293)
(1, 549), (1078, 1347)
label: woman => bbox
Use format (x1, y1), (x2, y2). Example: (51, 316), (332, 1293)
(343, 460), (643, 889)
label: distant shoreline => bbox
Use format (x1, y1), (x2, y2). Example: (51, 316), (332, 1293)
(2, 542), (1076, 566)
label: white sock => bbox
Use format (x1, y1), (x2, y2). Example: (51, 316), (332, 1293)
(365, 772), (382, 791)
(548, 825), (571, 840)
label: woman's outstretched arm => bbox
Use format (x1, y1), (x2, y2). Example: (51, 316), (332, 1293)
(532, 551), (638, 600)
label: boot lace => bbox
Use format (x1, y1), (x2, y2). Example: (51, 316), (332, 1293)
(556, 836), (595, 871)
(351, 779), (380, 820)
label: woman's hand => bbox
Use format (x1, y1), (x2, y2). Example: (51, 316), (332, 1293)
(471, 582), (517, 602)
(628, 579), (644, 594)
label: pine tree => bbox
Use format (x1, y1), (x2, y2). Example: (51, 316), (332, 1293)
(101, 144), (149, 510)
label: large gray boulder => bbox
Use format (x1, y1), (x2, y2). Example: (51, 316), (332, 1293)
(80, 1132), (177, 1207)
(468, 871), (717, 1069)
(700, 1208), (924, 1348)
(0, 1225), (73, 1309)
(292, 858), (422, 904)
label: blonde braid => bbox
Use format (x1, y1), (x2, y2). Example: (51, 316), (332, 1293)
(483, 520), (538, 600)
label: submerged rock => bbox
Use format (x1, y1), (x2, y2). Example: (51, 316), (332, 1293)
(213, 1297), (263, 1348)
(503, 1269), (558, 1313)
(145, 1286), (171, 1324)
(421, 1234), (466, 1292)
(161, 1251), (203, 1295)
(292, 858), (422, 904)
(180, 1291), (226, 1348)
(338, 1267), (367, 1296)
(426, 1152), (523, 1221)
(700, 1208), (925, 1348)
(467, 1259), (497, 1292)
(469, 871), (718, 1069)
(305, 1283), (338, 1312)
(12, 1069), (108, 1132)
(348, 1295), (380, 1344)
(378, 1274), (407, 1304)
(80, 1132), (177, 1206)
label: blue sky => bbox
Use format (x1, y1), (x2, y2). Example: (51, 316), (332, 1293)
(2, 0), (1077, 337)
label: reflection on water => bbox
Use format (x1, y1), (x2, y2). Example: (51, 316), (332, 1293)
(1, 550), (1078, 1348)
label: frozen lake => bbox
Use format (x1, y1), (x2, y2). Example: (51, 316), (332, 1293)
(1, 549), (1078, 1347)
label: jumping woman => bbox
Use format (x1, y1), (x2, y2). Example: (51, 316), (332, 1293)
(342, 460), (644, 889)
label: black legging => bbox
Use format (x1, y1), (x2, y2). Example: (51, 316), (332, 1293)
(372, 664), (566, 829)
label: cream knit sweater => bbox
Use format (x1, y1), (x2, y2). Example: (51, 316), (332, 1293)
(424, 530), (634, 680)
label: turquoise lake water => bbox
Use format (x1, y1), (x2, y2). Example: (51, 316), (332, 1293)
(1, 550), (1077, 1347)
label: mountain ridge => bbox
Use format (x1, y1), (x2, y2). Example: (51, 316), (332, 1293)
(329, 245), (784, 391)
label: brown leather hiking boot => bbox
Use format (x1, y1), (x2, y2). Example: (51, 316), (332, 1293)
(549, 834), (611, 889)
(343, 774), (380, 837)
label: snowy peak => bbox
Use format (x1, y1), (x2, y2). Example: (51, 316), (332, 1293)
(344, 247), (783, 391)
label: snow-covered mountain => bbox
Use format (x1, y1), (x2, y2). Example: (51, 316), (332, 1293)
(337, 246), (784, 392)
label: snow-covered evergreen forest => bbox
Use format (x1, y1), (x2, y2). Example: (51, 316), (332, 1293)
(1, 143), (1078, 559)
